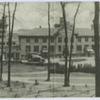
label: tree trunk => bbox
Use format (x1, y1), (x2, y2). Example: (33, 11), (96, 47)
(0, 3), (6, 81)
(61, 2), (69, 86)
(46, 2), (51, 81)
(68, 2), (80, 85)
(7, 3), (17, 87)
(93, 2), (100, 97)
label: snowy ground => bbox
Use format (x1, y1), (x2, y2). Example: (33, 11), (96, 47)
(0, 57), (96, 97)
(0, 71), (95, 97)
(46, 56), (95, 67)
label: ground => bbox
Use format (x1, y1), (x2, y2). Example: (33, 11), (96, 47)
(0, 57), (96, 97)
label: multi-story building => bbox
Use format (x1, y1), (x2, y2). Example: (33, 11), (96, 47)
(75, 28), (95, 57)
(18, 18), (95, 59)
(3, 33), (20, 61)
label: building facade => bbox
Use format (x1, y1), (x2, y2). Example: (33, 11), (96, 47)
(18, 18), (95, 59)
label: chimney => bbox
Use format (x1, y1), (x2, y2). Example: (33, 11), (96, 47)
(39, 25), (42, 28)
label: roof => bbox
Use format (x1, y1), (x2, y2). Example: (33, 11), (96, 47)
(17, 27), (97, 37)
(75, 28), (94, 36)
(18, 28), (58, 37)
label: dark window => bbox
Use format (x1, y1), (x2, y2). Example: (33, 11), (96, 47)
(70, 37), (74, 42)
(85, 37), (88, 42)
(92, 37), (94, 41)
(78, 37), (81, 42)
(34, 46), (39, 52)
(58, 37), (62, 43)
(34, 38), (38, 43)
(42, 45), (47, 49)
(13, 42), (15, 45)
(26, 45), (31, 52)
(58, 45), (61, 52)
(92, 45), (94, 50)
(77, 45), (82, 51)
(50, 45), (54, 52)
(26, 37), (30, 43)
(64, 37), (68, 42)
(51, 38), (54, 43)
(84, 45), (88, 49)
(43, 37), (47, 43)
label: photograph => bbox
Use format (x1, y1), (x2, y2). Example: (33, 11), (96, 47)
(0, 1), (99, 97)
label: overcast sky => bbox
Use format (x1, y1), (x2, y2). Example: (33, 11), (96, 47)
(0, 2), (95, 30)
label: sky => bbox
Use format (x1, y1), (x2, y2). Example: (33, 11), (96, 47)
(0, 2), (95, 30)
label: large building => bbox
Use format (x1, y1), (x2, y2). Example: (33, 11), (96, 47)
(18, 18), (95, 59)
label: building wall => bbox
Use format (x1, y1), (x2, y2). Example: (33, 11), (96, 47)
(76, 36), (94, 54)
(19, 28), (95, 58)
(19, 36), (56, 59)
(19, 30), (79, 58)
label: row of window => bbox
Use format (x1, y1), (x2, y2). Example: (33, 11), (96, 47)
(0, 42), (16, 45)
(26, 37), (70, 43)
(25, 45), (63, 53)
(26, 45), (55, 53)
(77, 45), (94, 51)
(26, 37), (54, 43)
(78, 37), (94, 42)
(25, 36), (100, 44)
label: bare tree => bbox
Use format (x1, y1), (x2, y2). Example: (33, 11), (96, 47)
(60, 2), (69, 86)
(7, 2), (17, 87)
(0, 3), (6, 81)
(46, 2), (51, 81)
(68, 2), (80, 85)
(93, 2), (100, 97)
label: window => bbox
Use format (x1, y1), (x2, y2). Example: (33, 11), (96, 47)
(92, 37), (94, 41)
(84, 45), (88, 49)
(34, 46), (39, 52)
(85, 37), (88, 42)
(58, 37), (62, 43)
(70, 37), (74, 42)
(13, 42), (15, 45)
(50, 45), (54, 52)
(77, 45), (82, 51)
(26, 37), (30, 43)
(64, 37), (68, 42)
(43, 37), (47, 43)
(78, 37), (81, 42)
(26, 45), (31, 52)
(51, 38), (54, 43)
(58, 45), (61, 52)
(92, 45), (94, 50)
(42, 45), (47, 49)
(34, 38), (38, 43)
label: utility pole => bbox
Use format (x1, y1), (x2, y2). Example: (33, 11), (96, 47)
(0, 3), (6, 81)
(46, 2), (51, 81)
(93, 2), (100, 97)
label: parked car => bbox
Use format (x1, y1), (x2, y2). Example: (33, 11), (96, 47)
(21, 53), (45, 65)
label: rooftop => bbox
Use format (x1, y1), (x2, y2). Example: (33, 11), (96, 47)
(16, 27), (97, 37)
(75, 28), (94, 36)
(18, 28), (58, 37)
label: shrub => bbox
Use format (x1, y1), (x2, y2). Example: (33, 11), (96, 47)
(50, 63), (95, 74)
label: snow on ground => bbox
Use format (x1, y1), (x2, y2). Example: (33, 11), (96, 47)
(0, 57), (96, 97)
(48, 56), (95, 67)
(0, 71), (95, 97)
